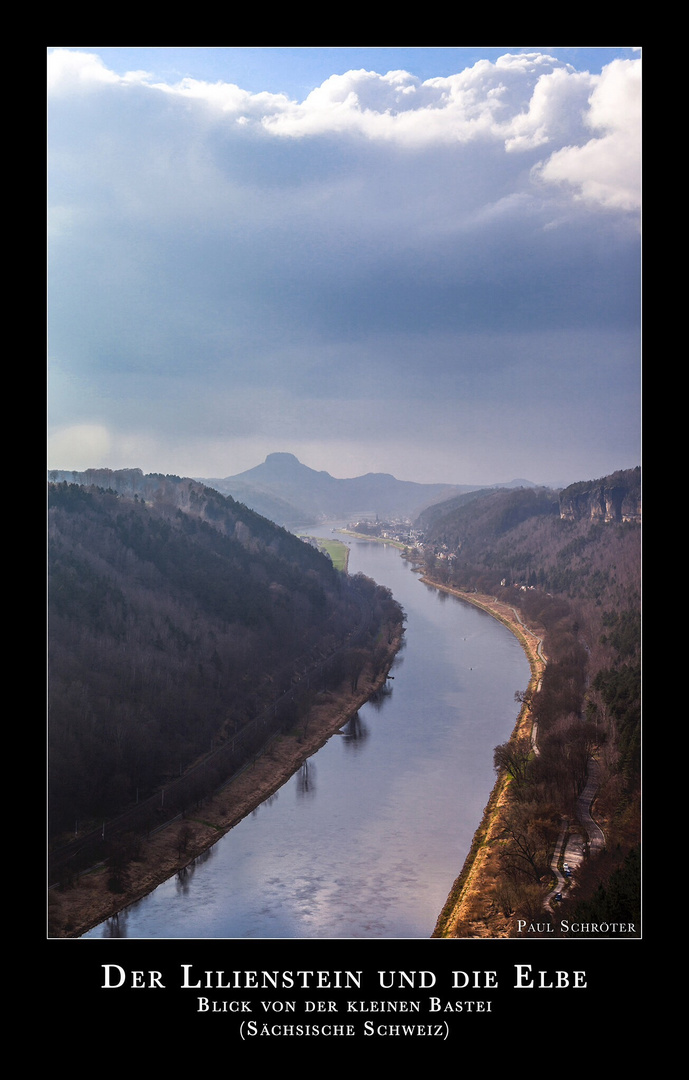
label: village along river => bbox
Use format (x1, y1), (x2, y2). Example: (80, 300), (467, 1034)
(83, 527), (529, 939)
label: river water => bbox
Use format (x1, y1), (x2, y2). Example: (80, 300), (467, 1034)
(84, 528), (529, 939)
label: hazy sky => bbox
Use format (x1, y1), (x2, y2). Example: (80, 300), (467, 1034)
(48, 46), (641, 487)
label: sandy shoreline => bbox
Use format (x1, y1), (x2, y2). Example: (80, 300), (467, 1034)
(420, 579), (546, 937)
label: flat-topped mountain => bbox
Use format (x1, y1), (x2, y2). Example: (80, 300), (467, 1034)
(200, 453), (524, 526)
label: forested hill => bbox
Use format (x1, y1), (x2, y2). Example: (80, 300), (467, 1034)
(47, 467), (322, 562)
(48, 474), (399, 842)
(416, 485), (559, 545)
(418, 467), (640, 601)
(420, 468), (640, 932)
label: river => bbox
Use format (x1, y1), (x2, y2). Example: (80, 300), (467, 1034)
(83, 527), (529, 939)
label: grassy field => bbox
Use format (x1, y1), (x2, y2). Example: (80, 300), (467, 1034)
(316, 538), (349, 572)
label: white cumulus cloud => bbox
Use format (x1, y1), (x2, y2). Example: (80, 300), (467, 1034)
(535, 59), (641, 211)
(47, 48), (146, 93)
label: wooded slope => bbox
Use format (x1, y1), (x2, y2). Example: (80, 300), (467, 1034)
(48, 475), (389, 841)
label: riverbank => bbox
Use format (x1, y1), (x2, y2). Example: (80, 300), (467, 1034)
(48, 621), (404, 939)
(420, 580), (546, 938)
(339, 529), (409, 552)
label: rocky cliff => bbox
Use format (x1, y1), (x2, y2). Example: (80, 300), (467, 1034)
(559, 467), (641, 523)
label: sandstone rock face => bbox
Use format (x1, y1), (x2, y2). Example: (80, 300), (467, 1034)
(559, 468), (640, 523)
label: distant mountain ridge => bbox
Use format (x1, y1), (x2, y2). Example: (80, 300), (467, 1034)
(198, 453), (535, 526)
(48, 456), (539, 528)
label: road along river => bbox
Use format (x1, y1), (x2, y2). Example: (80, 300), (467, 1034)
(84, 527), (529, 938)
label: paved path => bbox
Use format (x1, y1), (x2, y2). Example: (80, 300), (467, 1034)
(575, 758), (606, 853)
(545, 758), (606, 912)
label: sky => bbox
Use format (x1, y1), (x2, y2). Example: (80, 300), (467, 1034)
(47, 46), (641, 487)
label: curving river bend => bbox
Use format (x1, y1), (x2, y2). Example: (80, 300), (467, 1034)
(84, 527), (529, 939)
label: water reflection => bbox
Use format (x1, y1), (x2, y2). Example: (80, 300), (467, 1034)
(175, 861), (198, 896)
(100, 910), (126, 938)
(366, 686), (392, 712)
(193, 846), (214, 867)
(253, 791), (280, 814)
(296, 760), (316, 797)
(340, 711), (370, 746)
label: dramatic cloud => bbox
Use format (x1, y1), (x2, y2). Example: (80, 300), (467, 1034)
(48, 48), (641, 486)
(535, 60), (641, 210)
